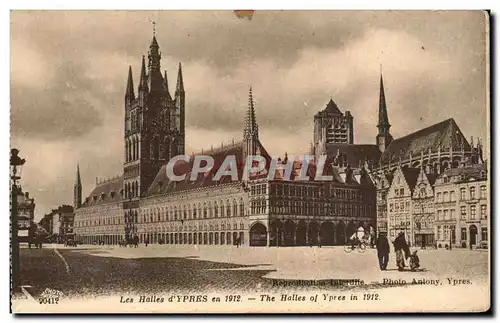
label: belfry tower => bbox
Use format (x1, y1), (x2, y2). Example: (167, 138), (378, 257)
(122, 28), (185, 239)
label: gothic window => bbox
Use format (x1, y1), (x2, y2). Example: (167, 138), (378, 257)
(125, 140), (129, 162)
(233, 199), (238, 217)
(193, 204), (197, 219)
(214, 201), (218, 218)
(158, 137), (163, 159)
(203, 203), (207, 218)
(164, 137), (170, 160)
(132, 137), (136, 160)
(239, 199), (245, 216)
(226, 199), (231, 217)
(220, 202), (224, 218)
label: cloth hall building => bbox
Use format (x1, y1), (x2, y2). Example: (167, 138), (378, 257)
(73, 35), (377, 247)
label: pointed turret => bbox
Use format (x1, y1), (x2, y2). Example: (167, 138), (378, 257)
(376, 67), (393, 153)
(148, 33), (161, 72)
(378, 72), (390, 129)
(176, 62), (184, 93)
(174, 62), (186, 155)
(73, 164), (82, 209)
(139, 55), (148, 93)
(243, 86), (259, 140)
(125, 66), (135, 102)
(164, 70), (171, 99)
(243, 87), (259, 159)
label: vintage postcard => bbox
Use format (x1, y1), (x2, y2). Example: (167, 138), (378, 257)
(10, 10), (490, 314)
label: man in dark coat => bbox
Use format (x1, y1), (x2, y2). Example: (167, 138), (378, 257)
(376, 233), (390, 270)
(393, 232), (411, 271)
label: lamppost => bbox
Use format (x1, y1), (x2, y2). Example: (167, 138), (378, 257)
(10, 148), (26, 291)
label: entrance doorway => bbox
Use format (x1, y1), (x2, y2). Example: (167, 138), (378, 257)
(469, 225), (478, 246)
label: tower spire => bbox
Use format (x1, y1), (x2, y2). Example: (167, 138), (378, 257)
(176, 62), (184, 93)
(76, 164), (81, 186)
(376, 67), (393, 153)
(244, 86), (259, 139)
(74, 164), (82, 209)
(164, 70), (171, 99)
(125, 66), (135, 101)
(378, 69), (390, 129)
(243, 86), (259, 158)
(139, 55), (148, 92)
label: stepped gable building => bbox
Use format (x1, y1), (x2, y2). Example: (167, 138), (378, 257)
(73, 33), (377, 247)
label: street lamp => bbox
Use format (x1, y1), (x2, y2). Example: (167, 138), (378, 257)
(10, 148), (26, 291)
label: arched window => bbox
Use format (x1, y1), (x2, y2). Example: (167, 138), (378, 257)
(233, 199), (238, 217)
(214, 202), (218, 218)
(220, 202), (224, 218)
(132, 137), (137, 160)
(193, 204), (197, 219)
(164, 137), (170, 160)
(158, 136), (163, 159)
(152, 136), (159, 160)
(125, 140), (130, 162)
(203, 203), (208, 218)
(239, 198), (245, 217)
(174, 206), (178, 220)
(226, 199), (231, 217)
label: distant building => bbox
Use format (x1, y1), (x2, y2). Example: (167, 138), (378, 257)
(39, 205), (74, 243)
(434, 164), (488, 249)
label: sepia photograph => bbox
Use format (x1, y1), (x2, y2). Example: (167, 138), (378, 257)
(9, 10), (490, 313)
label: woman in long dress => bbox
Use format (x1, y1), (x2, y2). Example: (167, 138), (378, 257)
(393, 232), (410, 271)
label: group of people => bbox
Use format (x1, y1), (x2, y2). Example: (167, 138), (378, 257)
(375, 232), (420, 272)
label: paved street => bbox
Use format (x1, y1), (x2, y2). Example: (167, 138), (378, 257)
(17, 244), (489, 299)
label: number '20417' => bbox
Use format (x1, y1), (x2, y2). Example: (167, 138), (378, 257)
(38, 297), (59, 304)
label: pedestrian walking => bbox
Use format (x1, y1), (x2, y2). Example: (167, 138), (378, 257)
(375, 232), (390, 271)
(393, 232), (410, 271)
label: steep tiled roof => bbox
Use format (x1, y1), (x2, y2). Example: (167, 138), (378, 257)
(82, 176), (123, 207)
(325, 143), (381, 168)
(401, 167), (421, 191)
(381, 118), (470, 164)
(439, 163), (487, 180)
(426, 173), (438, 186)
(325, 99), (343, 115)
